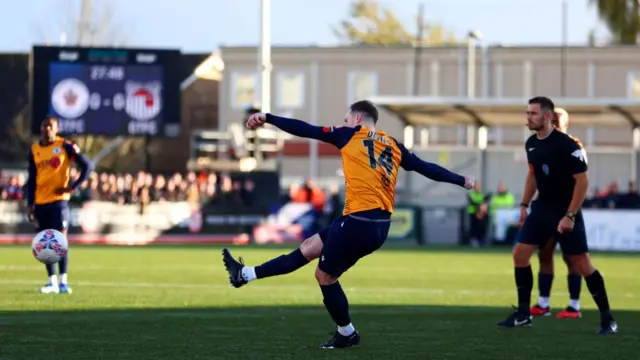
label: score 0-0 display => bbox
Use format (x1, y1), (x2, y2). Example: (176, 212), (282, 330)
(31, 46), (181, 137)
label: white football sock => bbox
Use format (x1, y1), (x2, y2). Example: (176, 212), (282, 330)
(60, 273), (68, 285)
(338, 323), (355, 336)
(538, 296), (550, 308)
(569, 299), (580, 310)
(241, 266), (256, 282)
(49, 275), (57, 285)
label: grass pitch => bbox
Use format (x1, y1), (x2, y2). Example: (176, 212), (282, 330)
(0, 245), (639, 360)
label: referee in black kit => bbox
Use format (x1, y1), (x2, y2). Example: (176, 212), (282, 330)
(497, 97), (617, 334)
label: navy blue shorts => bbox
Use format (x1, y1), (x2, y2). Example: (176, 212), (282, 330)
(34, 201), (70, 232)
(318, 210), (391, 278)
(518, 200), (588, 255)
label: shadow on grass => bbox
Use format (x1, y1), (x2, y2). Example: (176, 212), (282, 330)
(0, 305), (639, 360)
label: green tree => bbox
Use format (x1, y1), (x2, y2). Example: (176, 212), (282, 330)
(333, 0), (458, 45)
(590, 0), (640, 44)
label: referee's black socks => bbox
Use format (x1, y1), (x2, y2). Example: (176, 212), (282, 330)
(515, 265), (533, 314)
(585, 270), (613, 318)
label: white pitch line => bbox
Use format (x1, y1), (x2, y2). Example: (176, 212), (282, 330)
(0, 279), (636, 298)
(1, 265), (638, 279)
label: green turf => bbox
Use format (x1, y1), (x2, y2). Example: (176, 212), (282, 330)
(0, 245), (639, 360)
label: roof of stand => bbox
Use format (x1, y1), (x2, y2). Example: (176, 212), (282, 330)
(367, 96), (640, 127)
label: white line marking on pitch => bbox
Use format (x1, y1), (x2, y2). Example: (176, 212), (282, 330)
(0, 279), (636, 298)
(1, 265), (637, 279)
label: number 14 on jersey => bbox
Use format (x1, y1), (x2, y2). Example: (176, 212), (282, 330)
(363, 139), (395, 186)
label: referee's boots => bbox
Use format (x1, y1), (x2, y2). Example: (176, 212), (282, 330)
(497, 308), (532, 328)
(597, 312), (617, 335)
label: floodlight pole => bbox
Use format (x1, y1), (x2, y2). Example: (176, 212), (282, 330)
(255, 0), (272, 166)
(259, 0), (272, 114)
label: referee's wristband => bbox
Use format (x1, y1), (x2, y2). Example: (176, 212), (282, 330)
(519, 202), (529, 208)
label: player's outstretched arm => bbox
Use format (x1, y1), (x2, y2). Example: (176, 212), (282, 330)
(63, 141), (94, 189)
(264, 114), (354, 148)
(396, 141), (468, 188)
(26, 149), (37, 207)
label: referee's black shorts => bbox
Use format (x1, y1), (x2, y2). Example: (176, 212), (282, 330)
(518, 200), (588, 255)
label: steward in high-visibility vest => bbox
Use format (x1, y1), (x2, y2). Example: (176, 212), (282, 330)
(490, 183), (515, 218)
(467, 189), (485, 215)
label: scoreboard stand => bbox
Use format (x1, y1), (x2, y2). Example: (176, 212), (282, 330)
(30, 46), (181, 139)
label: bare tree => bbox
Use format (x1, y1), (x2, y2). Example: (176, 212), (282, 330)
(33, 0), (143, 171)
(35, 0), (129, 47)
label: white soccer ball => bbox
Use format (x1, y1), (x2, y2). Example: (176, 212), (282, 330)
(31, 229), (68, 265)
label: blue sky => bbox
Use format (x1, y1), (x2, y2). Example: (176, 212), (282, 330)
(0, 0), (606, 53)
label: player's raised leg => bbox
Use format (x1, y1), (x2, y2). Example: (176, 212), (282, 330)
(531, 237), (556, 317)
(559, 212), (616, 334)
(222, 231), (325, 288)
(555, 254), (582, 318)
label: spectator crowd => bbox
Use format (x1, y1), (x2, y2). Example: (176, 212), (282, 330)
(281, 179), (342, 229)
(583, 181), (640, 209)
(2, 171), (640, 211)
(0, 170), (256, 207)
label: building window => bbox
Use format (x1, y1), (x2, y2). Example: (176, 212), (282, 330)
(231, 71), (259, 109)
(628, 71), (640, 99)
(276, 72), (305, 109)
(348, 72), (378, 104)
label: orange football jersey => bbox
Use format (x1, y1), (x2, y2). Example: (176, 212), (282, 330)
(29, 137), (77, 205)
(264, 113), (467, 217)
(340, 127), (402, 215)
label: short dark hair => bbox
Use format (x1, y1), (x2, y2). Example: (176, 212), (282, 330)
(528, 96), (555, 113)
(349, 100), (379, 124)
(44, 115), (58, 124)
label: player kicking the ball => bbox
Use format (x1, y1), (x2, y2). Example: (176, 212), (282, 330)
(26, 116), (93, 294)
(497, 97), (617, 334)
(222, 100), (475, 348)
(530, 108), (584, 319)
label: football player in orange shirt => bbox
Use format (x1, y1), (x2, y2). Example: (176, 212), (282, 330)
(26, 116), (93, 294)
(530, 108), (583, 319)
(222, 100), (475, 349)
